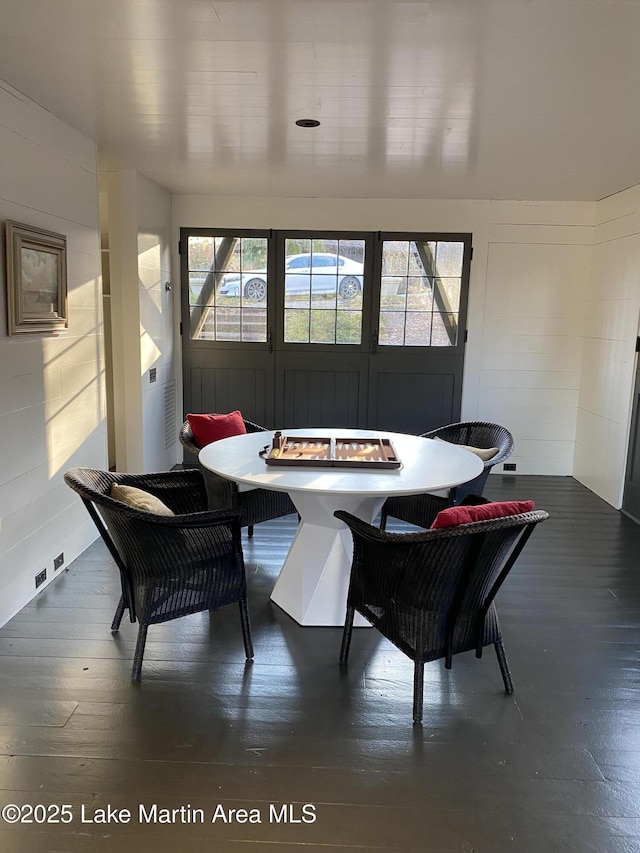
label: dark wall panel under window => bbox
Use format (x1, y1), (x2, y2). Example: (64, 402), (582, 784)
(186, 362), (271, 426)
(281, 369), (362, 429)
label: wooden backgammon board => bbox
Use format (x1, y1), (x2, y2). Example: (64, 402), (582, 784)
(261, 433), (402, 469)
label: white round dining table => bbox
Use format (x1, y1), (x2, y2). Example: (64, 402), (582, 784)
(199, 427), (483, 627)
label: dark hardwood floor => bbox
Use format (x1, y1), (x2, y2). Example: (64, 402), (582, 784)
(1, 475), (639, 852)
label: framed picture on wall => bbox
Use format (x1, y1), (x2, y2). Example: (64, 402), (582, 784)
(5, 220), (68, 335)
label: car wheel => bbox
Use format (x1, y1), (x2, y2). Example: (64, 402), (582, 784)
(338, 276), (360, 299)
(244, 278), (267, 301)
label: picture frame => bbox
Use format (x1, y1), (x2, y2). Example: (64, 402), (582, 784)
(5, 220), (68, 335)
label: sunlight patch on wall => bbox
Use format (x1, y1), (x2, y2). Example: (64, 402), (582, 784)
(140, 328), (161, 374)
(138, 239), (162, 285)
(42, 275), (106, 478)
(138, 233), (165, 374)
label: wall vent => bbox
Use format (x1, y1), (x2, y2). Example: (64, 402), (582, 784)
(164, 381), (176, 451)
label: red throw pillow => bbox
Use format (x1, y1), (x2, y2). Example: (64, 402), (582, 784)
(430, 500), (535, 529)
(187, 411), (247, 448)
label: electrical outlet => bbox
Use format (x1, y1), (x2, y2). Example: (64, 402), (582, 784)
(54, 553), (64, 571)
(35, 568), (47, 588)
(504, 463), (517, 472)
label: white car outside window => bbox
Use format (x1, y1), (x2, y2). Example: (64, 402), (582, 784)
(218, 253), (363, 301)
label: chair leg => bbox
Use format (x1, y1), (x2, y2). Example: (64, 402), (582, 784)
(247, 524), (254, 538)
(379, 509), (388, 531)
(339, 606), (355, 664)
(131, 624), (148, 681)
(111, 596), (126, 631)
(413, 661), (425, 724)
(494, 640), (514, 694)
(239, 600), (254, 660)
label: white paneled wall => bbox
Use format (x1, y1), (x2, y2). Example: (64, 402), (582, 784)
(574, 187), (640, 506)
(137, 174), (175, 472)
(0, 81), (105, 625)
(481, 205), (593, 474)
(102, 170), (174, 473)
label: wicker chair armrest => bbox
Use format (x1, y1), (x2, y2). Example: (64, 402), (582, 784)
(100, 501), (242, 525)
(179, 421), (200, 455)
(125, 507), (244, 529)
(201, 470), (239, 509)
(243, 419), (268, 433)
(485, 445), (512, 468)
(484, 431), (514, 467)
(335, 508), (549, 543)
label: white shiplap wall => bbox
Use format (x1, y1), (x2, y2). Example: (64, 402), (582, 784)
(0, 80), (105, 625)
(101, 170), (174, 473)
(481, 201), (594, 474)
(137, 173), (175, 473)
(574, 186), (640, 507)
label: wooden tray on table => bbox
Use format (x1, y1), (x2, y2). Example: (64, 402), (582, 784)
(261, 433), (402, 469)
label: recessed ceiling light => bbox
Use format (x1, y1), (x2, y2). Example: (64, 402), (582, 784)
(295, 119), (320, 128)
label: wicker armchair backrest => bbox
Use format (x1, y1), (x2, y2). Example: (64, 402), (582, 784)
(179, 416), (269, 455)
(424, 420), (514, 468)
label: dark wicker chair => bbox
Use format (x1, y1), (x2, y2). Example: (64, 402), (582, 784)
(179, 418), (297, 538)
(63, 467), (253, 680)
(380, 421), (514, 530)
(336, 505), (548, 723)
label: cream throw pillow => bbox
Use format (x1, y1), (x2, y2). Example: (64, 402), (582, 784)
(434, 436), (499, 462)
(110, 484), (175, 516)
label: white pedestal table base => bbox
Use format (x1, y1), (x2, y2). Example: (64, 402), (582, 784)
(270, 492), (385, 626)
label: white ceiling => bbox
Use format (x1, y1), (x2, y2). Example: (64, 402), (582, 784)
(1, 0), (639, 201)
